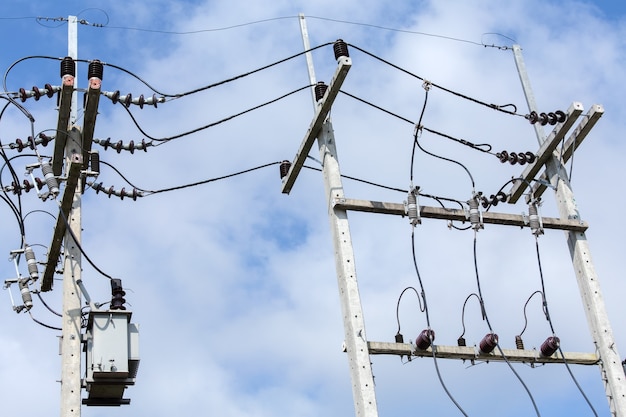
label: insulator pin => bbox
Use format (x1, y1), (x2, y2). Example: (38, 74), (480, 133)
(314, 82), (328, 102)
(540, 336), (560, 357)
(415, 329), (435, 350)
(88, 60), (104, 80)
(24, 245), (39, 281)
(41, 161), (59, 196)
(333, 39), (349, 60)
(279, 160), (291, 179)
(479, 333), (498, 354)
(515, 335), (525, 350)
(110, 278), (126, 310)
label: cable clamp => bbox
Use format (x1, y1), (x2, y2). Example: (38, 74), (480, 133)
(421, 80), (432, 91)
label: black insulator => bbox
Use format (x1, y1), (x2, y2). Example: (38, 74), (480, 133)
(15, 138), (25, 152)
(39, 133), (50, 146)
(540, 336), (560, 357)
(44, 83), (55, 98)
(528, 111), (538, 124)
(539, 112), (549, 126)
(279, 160), (291, 179)
(489, 194), (498, 207)
(518, 152), (528, 165)
(41, 161), (59, 196)
(18, 88), (27, 102)
(60, 56), (75, 77)
(128, 140), (135, 154)
(137, 94), (145, 109)
(415, 329), (435, 350)
(508, 152), (519, 165)
(27, 136), (35, 150)
(547, 112), (557, 125)
(32, 86), (41, 100)
(395, 333), (404, 344)
(555, 110), (566, 123)
(18, 279), (33, 311)
(314, 82), (328, 102)
(479, 333), (499, 354)
(110, 278), (126, 310)
(22, 180), (33, 192)
(34, 178), (44, 190)
(113, 140), (123, 153)
(88, 60), (104, 80)
(102, 137), (111, 150)
(525, 152), (536, 164)
(123, 93), (132, 107)
(497, 150), (508, 163)
(110, 90), (120, 104)
(515, 335), (525, 350)
(496, 191), (507, 203)
(457, 337), (466, 347)
(89, 151), (100, 174)
(333, 39), (349, 60)
(24, 245), (39, 281)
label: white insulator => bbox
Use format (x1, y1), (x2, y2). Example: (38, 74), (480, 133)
(469, 196), (483, 230)
(528, 201), (544, 236)
(18, 279), (33, 311)
(41, 161), (59, 196)
(407, 188), (421, 226)
(24, 245), (39, 281)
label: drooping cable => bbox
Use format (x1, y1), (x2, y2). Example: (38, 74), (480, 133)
(35, 291), (62, 317)
(28, 311), (61, 331)
(534, 237), (598, 416)
(410, 229), (469, 416)
(473, 232), (541, 416)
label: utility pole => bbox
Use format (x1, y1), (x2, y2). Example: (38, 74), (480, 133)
(59, 15), (83, 417)
(284, 17), (623, 417)
(511, 44), (626, 416)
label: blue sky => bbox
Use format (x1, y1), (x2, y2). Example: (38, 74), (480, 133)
(1, 1), (625, 416)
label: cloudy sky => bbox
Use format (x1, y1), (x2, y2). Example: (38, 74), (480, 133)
(1, 1), (625, 416)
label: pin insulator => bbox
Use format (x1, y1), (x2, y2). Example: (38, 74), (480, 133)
(24, 245), (39, 281)
(540, 336), (560, 357)
(314, 82), (328, 102)
(110, 278), (126, 310)
(333, 39), (349, 60)
(515, 335), (524, 350)
(60, 56), (75, 77)
(479, 333), (498, 354)
(88, 60), (104, 80)
(279, 160), (291, 179)
(415, 329), (435, 350)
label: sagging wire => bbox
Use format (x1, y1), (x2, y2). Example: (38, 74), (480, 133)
(28, 311), (61, 331)
(533, 236), (599, 416)
(472, 232), (542, 416)
(119, 84), (313, 144)
(409, 227), (469, 416)
(457, 293), (484, 347)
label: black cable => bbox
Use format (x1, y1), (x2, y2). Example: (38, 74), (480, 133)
(411, 86), (429, 182)
(35, 291), (62, 317)
(395, 286), (424, 334)
(302, 164), (407, 193)
(534, 238), (599, 416)
(118, 85), (312, 143)
(28, 311), (61, 331)
(473, 232), (541, 416)
(347, 43), (523, 117)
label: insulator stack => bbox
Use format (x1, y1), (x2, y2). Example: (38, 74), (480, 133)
(468, 195), (483, 230)
(496, 151), (536, 165)
(110, 278), (126, 310)
(18, 279), (33, 311)
(415, 329), (435, 350)
(90, 182), (143, 200)
(60, 56), (75, 77)
(314, 82), (328, 102)
(24, 245), (39, 281)
(94, 137), (151, 153)
(6, 178), (44, 194)
(515, 335), (525, 350)
(279, 160), (291, 179)
(102, 90), (164, 108)
(528, 200), (544, 236)
(333, 39), (349, 60)
(18, 84), (58, 102)
(41, 161), (59, 196)
(540, 336), (560, 357)
(526, 110), (566, 126)
(479, 191), (507, 208)
(478, 333), (498, 354)
(11, 133), (53, 150)
(88, 60), (104, 80)
(89, 151), (100, 174)
(406, 187), (421, 226)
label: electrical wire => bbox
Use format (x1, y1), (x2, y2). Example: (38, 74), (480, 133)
(118, 85), (313, 143)
(472, 231), (542, 416)
(28, 311), (61, 331)
(35, 291), (62, 317)
(533, 237), (598, 416)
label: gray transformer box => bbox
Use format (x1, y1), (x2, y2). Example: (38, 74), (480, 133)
(83, 309), (139, 406)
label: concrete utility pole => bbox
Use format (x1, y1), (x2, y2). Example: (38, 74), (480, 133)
(512, 44), (626, 417)
(285, 16), (623, 417)
(59, 15), (83, 417)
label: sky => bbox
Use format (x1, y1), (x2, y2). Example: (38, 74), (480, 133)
(0, 1), (625, 416)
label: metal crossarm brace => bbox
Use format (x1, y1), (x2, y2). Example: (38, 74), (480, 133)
(81, 79), (101, 169)
(508, 102), (583, 203)
(280, 56), (352, 194)
(367, 342), (599, 365)
(333, 198), (588, 232)
(52, 82), (74, 177)
(41, 154), (82, 292)
(529, 104), (604, 200)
